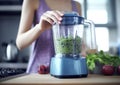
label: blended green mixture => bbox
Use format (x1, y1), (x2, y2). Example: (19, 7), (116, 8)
(55, 36), (81, 54)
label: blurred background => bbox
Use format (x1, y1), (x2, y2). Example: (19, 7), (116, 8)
(77, 0), (120, 54)
(0, 0), (120, 75)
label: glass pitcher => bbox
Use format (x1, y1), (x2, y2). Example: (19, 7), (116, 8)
(52, 12), (97, 58)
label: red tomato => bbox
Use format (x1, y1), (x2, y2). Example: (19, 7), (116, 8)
(38, 65), (50, 74)
(102, 65), (114, 75)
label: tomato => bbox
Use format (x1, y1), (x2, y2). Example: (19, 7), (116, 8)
(102, 65), (114, 75)
(38, 65), (49, 74)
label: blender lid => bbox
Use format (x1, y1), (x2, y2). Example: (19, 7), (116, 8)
(61, 12), (84, 25)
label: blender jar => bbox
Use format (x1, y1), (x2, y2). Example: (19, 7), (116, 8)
(52, 12), (97, 58)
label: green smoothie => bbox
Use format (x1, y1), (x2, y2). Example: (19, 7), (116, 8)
(55, 36), (81, 54)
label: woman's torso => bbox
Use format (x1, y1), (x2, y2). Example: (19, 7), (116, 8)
(26, 0), (79, 73)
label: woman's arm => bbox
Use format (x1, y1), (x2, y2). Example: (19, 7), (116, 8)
(16, 0), (41, 50)
(16, 0), (63, 50)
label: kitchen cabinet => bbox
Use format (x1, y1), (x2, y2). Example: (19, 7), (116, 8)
(0, 0), (22, 12)
(0, 74), (120, 85)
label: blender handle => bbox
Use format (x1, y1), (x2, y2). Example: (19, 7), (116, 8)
(83, 19), (97, 50)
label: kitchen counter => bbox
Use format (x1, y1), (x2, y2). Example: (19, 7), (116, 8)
(0, 74), (120, 85)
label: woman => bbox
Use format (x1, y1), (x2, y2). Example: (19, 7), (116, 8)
(16, 0), (81, 73)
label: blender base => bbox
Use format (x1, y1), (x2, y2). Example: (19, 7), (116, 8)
(51, 74), (88, 78)
(50, 57), (88, 78)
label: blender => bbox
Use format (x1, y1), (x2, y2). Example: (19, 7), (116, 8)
(50, 12), (96, 78)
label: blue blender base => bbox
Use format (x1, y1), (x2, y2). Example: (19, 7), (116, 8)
(50, 57), (88, 78)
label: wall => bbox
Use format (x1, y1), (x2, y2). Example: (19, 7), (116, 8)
(0, 14), (30, 62)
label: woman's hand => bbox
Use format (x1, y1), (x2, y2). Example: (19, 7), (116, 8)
(38, 10), (64, 32)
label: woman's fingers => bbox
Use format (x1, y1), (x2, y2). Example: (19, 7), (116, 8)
(44, 12), (58, 24)
(55, 10), (64, 16)
(41, 13), (54, 24)
(41, 11), (64, 24)
(47, 11), (63, 21)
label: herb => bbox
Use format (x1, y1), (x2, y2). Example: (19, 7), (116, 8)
(86, 50), (120, 71)
(86, 51), (103, 71)
(99, 50), (120, 66)
(55, 36), (81, 54)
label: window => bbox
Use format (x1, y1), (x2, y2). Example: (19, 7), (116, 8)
(87, 0), (108, 24)
(95, 27), (109, 51)
(82, 0), (116, 52)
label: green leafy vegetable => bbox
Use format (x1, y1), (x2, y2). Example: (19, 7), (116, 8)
(86, 50), (120, 71)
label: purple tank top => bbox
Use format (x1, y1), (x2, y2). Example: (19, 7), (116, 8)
(26, 0), (79, 73)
